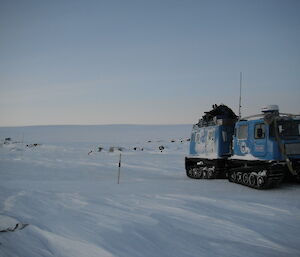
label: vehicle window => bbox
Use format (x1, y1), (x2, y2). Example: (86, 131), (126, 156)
(281, 121), (300, 137)
(255, 124), (265, 139)
(269, 120), (300, 138)
(237, 125), (248, 139)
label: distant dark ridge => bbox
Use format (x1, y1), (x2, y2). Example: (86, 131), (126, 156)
(0, 124), (192, 129)
(0, 124), (192, 144)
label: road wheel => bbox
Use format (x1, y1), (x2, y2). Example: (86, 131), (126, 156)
(242, 173), (249, 185)
(249, 174), (257, 187)
(187, 167), (203, 179)
(257, 176), (265, 189)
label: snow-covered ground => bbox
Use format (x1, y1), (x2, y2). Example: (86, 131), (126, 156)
(0, 125), (300, 257)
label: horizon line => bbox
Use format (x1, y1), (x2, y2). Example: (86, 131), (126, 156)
(0, 123), (193, 128)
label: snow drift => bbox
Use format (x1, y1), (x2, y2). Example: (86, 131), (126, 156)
(0, 125), (299, 257)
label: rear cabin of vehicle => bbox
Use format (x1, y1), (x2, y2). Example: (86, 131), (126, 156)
(185, 104), (237, 179)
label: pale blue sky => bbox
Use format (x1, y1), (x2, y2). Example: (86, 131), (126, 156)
(0, 0), (299, 126)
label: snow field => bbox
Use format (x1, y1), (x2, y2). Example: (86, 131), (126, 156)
(0, 125), (300, 257)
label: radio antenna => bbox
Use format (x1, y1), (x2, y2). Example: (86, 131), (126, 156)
(238, 72), (242, 119)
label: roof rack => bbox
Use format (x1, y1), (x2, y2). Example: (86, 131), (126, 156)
(241, 113), (300, 121)
(196, 104), (237, 127)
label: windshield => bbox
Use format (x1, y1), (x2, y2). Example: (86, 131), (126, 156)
(270, 120), (300, 139)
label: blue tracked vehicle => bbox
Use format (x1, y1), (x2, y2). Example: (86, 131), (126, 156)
(185, 105), (237, 179)
(185, 104), (300, 189)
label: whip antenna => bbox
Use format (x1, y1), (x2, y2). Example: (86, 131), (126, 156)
(238, 72), (242, 119)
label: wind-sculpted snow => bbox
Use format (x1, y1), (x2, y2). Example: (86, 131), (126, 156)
(0, 125), (300, 257)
